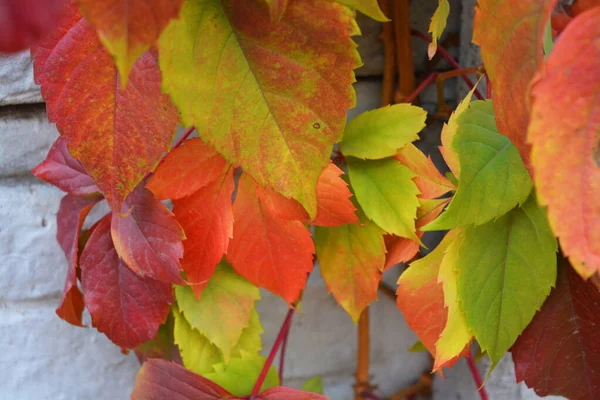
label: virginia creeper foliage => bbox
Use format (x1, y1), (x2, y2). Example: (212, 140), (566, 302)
(12, 0), (599, 397)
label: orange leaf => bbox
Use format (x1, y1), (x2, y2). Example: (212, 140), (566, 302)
(76, 0), (184, 82)
(173, 167), (235, 299)
(572, 0), (600, 15)
(227, 174), (315, 304)
(147, 138), (227, 201)
(312, 163), (358, 227)
(528, 6), (600, 278)
(32, 6), (180, 211)
(473, 0), (556, 173)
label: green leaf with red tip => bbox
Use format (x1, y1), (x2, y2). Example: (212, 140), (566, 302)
(527, 7), (600, 278)
(80, 215), (173, 349)
(473, 0), (556, 172)
(227, 174), (315, 304)
(512, 260), (600, 399)
(55, 194), (102, 326)
(32, 6), (180, 211)
(456, 195), (557, 368)
(347, 157), (420, 240)
(314, 212), (385, 322)
(147, 138), (227, 201)
(340, 104), (426, 160)
(428, 0), (449, 59)
(423, 101), (532, 232)
(111, 185), (185, 284)
(173, 167), (235, 298)
(175, 262), (260, 362)
(158, 0), (360, 217)
(76, 0), (183, 83)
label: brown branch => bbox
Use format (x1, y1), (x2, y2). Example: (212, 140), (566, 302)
(436, 66), (484, 116)
(393, 0), (416, 102)
(379, 0), (395, 107)
(354, 310), (375, 400)
(389, 372), (433, 400)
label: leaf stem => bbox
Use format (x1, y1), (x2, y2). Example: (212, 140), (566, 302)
(360, 391), (384, 400)
(466, 354), (489, 400)
(252, 308), (295, 396)
(402, 72), (439, 104)
(278, 318), (292, 384)
(355, 310), (372, 400)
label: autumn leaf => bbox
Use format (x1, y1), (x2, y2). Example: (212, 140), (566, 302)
(0, 0), (66, 52)
(80, 215), (173, 348)
(55, 194), (102, 326)
(76, 0), (183, 83)
(173, 167), (235, 298)
(340, 104), (426, 160)
(473, 0), (556, 171)
(175, 263), (260, 362)
(572, 0), (600, 15)
(312, 162), (358, 227)
(335, 0), (389, 21)
(147, 138), (227, 201)
(456, 195), (557, 368)
(527, 6), (600, 278)
(264, 0), (288, 22)
(385, 197), (449, 270)
(423, 101), (532, 231)
(32, 137), (99, 196)
(158, 0), (360, 217)
(314, 213), (385, 322)
(428, 0), (450, 59)
(32, 6), (179, 210)
(395, 143), (455, 199)
(512, 260), (600, 400)
(260, 387), (327, 400)
(134, 316), (177, 364)
(347, 157), (420, 240)
(111, 185), (185, 284)
(300, 377), (324, 394)
(227, 174), (315, 304)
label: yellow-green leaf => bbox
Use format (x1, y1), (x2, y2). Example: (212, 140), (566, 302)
(335, 0), (389, 21)
(300, 376), (324, 394)
(340, 104), (426, 160)
(347, 157), (420, 240)
(428, 0), (450, 59)
(158, 0), (361, 217)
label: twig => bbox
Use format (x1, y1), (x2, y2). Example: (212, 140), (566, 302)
(354, 310), (373, 400)
(252, 308), (295, 396)
(436, 66), (484, 114)
(379, 0), (395, 106)
(466, 355), (489, 400)
(360, 391), (384, 400)
(389, 372), (433, 400)
(401, 72), (438, 104)
(393, 0), (416, 102)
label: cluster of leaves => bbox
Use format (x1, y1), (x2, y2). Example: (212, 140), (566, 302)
(3, 0), (599, 398)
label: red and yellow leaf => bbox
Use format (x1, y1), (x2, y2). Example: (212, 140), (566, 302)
(158, 0), (360, 217)
(312, 162), (358, 227)
(528, 7), (600, 278)
(76, 0), (183, 82)
(428, 0), (450, 59)
(111, 186), (185, 284)
(173, 167), (235, 298)
(0, 0), (66, 52)
(227, 174), (315, 304)
(473, 0), (556, 172)
(55, 194), (102, 326)
(512, 260), (600, 399)
(81, 215), (173, 348)
(147, 138), (227, 201)
(32, 6), (179, 210)
(32, 137), (99, 196)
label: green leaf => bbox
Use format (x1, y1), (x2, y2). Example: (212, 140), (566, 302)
(423, 101), (532, 231)
(336, 0), (389, 21)
(347, 157), (419, 240)
(408, 340), (428, 353)
(427, 0), (450, 59)
(158, 0), (360, 217)
(300, 376), (324, 394)
(175, 262), (260, 361)
(340, 104), (426, 160)
(231, 309), (264, 358)
(457, 195), (557, 368)
(204, 350), (279, 396)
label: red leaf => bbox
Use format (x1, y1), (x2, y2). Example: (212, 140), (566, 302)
(147, 138), (227, 201)
(512, 260), (600, 399)
(32, 6), (179, 210)
(572, 0), (600, 15)
(527, 6), (600, 278)
(227, 174), (315, 304)
(473, 0), (556, 172)
(0, 0), (67, 52)
(55, 194), (102, 326)
(259, 387), (327, 400)
(32, 137), (99, 196)
(111, 186), (185, 284)
(173, 167), (235, 298)
(131, 359), (232, 400)
(255, 184), (309, 222)
(312, 162), (358, 227)
(81, 215), (173, 348)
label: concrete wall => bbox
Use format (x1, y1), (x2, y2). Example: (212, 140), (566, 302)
(0, 2), (557, 399)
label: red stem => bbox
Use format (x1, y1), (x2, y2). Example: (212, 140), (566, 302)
(411, 29), (484, 100)
(403, 72), (438, 104)
(252, 308), (295, 396)
(278, 320), (292, 384)
(466, 355), (489, 400)
(360, 392), (384, 400)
